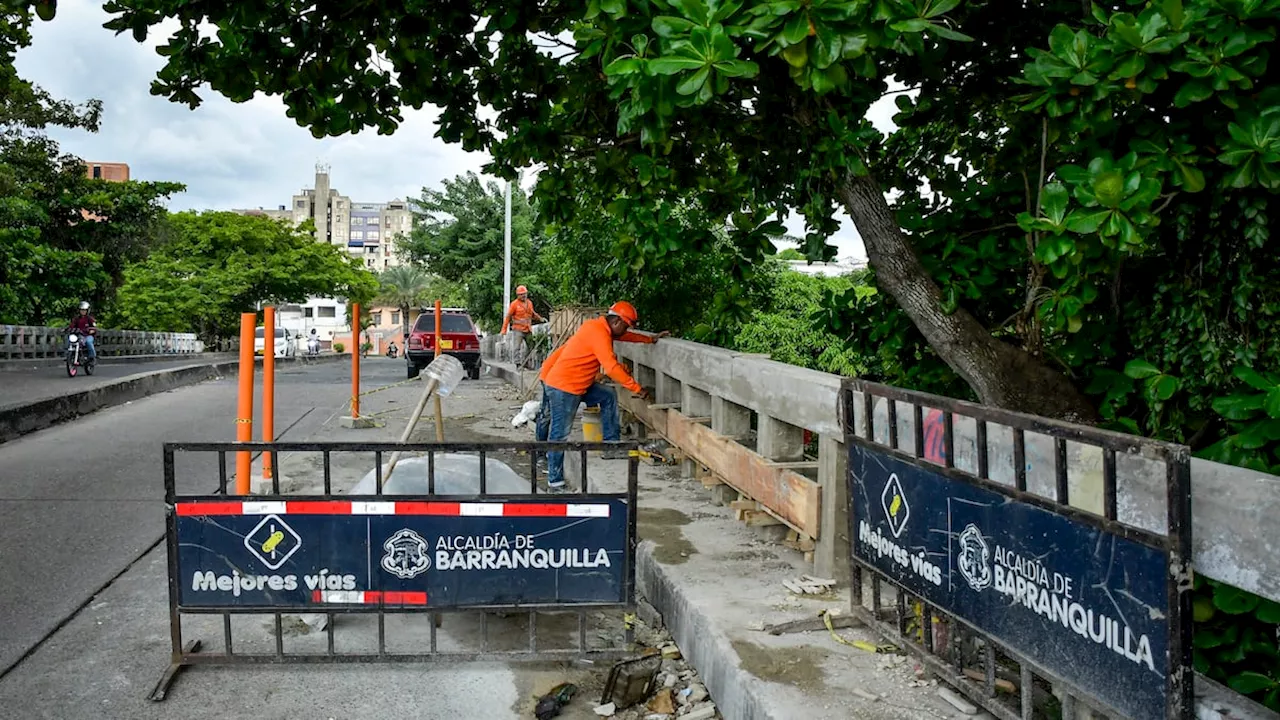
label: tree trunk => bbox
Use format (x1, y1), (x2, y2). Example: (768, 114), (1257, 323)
(836, 171), (1097, 423)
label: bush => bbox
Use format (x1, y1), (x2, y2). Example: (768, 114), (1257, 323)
(333, 342), (345, 353)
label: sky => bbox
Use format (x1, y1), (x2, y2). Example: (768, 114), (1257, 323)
(14, 0), (896, 261)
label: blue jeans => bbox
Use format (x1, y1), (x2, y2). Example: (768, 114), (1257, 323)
(77, 334), (96, 359)
(540, 383), (620, 485)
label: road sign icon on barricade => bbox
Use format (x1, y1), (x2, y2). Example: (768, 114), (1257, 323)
(152, 440), (640, 701)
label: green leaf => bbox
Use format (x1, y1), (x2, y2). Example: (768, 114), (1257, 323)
(35, 0), (57, 21)
(925, 22), (974, 42)
(1214, 583), (1262, 614)
(1256, 599), (1280, 624)
(649, 56), (706, 74)
(1265, 388), (1280, 418)
(1174, 80), (1213, 107)
(782, 40), (808, 68)
(1234, 366), (1276, 392)
(653, 15), (697, 38)
(781, 12), (810, 45)
(1041, 182), (1069, 225)
(714, 59), (759, 77)
(1213, 394), (1265, 420)
(1066, 209), (1110, 233)
(1124, 359), (1161, 380)
(1153, 374), (1178, 401)
(604, 57), (643, 76)
(676, 66), (711, 95)
(1162, 0), (1184, 30)
(890, 18), (931, 33)
(1229, 672), (1276, 695)
(1174, 161), (1205, 193)
(811, 23), (840, 68)
(925, 0), (961, 18)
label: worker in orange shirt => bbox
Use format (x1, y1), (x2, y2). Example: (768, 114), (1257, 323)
(500, 284), (545, 366)
(534, 301), (668, 490)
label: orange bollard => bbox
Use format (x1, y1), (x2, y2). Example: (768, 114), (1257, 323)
(351, 302), (361, 419)
(262, 306), (276, 480)
(433, 300), (444, 442)
(236, 312), (255, 495)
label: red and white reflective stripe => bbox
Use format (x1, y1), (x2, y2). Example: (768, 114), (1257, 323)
(311, 590), (428, 605)
(176, 501), (610, 518)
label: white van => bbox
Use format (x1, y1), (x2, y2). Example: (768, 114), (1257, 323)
(254, 326), (300, 358)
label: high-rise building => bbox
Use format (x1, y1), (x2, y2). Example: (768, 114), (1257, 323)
(245, 164), (413, 270)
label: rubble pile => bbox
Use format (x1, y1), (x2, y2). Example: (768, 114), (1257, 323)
(592, 604), (720, 720)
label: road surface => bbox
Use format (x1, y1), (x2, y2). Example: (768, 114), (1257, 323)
(0, 358), (223, 409)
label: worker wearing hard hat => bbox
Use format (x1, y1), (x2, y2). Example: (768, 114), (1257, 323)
(501, 284), (546, 366)
(536, 301), (669, 491)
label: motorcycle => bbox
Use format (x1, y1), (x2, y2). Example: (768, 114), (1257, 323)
(65, 329), (96, 377)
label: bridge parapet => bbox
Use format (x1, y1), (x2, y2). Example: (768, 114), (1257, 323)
(1, 325), (204, 360)
(617, 338), (1280, 611)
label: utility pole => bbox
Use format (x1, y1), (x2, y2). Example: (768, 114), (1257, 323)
(502, 178), (512, 315)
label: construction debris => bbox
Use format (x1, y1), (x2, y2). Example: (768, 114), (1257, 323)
(533, 682), (578, 720)
(782, 575), (838, 595)
(762, 610), (862, 635)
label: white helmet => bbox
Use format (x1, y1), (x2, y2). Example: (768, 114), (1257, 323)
(79, 301), (90, 310)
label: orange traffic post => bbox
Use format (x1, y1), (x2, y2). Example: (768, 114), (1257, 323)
(433, 300), (445, 442)
(235, 312), (256, 496)
(351, 302), (361, 419)
(262, 306), (276, 481)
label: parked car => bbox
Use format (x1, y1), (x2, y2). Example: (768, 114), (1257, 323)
(406, 307), (481, 380)
(254, 326), (300, 358)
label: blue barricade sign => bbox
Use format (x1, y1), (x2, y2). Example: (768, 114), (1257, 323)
(175, 498), (629, 608)
(849, 444), (1170, 720)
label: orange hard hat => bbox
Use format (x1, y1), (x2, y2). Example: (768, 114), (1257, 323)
(516, 285), (528, 295)
(607, 301), (639, 327)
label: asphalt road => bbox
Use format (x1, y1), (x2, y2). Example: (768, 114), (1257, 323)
(0, 359), (222, 409)
(0, 360), (403, 678)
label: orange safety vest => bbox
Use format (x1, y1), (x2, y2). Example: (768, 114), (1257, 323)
(503, 298), (537, 333)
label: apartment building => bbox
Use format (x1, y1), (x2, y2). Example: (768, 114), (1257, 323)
(84, 161), (130, 182)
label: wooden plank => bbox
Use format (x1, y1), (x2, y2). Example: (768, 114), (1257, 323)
(744, 510), (783, 527)
(663, 410), (822, 538)
(730, 499), (758, 512)
(766, 461), (820, 471)
(619, 392), (821, 537)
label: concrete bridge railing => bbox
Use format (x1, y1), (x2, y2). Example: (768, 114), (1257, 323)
(617, 338), (1280, 608)
(1, 325), (205, 360)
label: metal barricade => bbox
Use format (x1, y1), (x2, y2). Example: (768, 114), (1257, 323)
(152, 440), (640, 700)
(840, 379), (1193, 720)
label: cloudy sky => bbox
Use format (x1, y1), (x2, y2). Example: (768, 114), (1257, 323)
(16, 0), (882, 261)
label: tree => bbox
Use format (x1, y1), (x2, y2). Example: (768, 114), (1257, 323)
(87, 0), (1118, 419)
(399, 172), (548, 331)
(115, 211), (379, 343)
(376, 265), (432, 339)
(1, 6), (180, 325)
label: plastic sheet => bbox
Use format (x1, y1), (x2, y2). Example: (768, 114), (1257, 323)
(351, 452), (531, 495)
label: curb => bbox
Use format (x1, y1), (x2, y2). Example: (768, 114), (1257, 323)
(0, 353), (346, 445)
(0, 353), (236, 373)
(636, 541), (777, 720)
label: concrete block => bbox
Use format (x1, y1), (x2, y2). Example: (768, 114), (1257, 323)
(339, 415), (376, 429)
(711, 396), (752, 445)
(656, 372), (682, 405)
(757, 414), (804, 462)
(816, 434), (850, 582)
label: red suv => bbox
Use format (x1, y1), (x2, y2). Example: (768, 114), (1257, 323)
(406, 307), (482, 380)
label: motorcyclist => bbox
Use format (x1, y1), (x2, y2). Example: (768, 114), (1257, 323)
(68, 301), (98, 360)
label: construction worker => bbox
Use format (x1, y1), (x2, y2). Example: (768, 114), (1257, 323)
(501, 284), (546, 366)
(535, 301), (668, 491)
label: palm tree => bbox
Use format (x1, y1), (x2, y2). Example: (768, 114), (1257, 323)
(376, 265), (432, 341)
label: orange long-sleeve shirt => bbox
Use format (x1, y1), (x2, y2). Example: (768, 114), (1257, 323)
(539, 317), (656, 396)
(501, 298), (541, 333)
